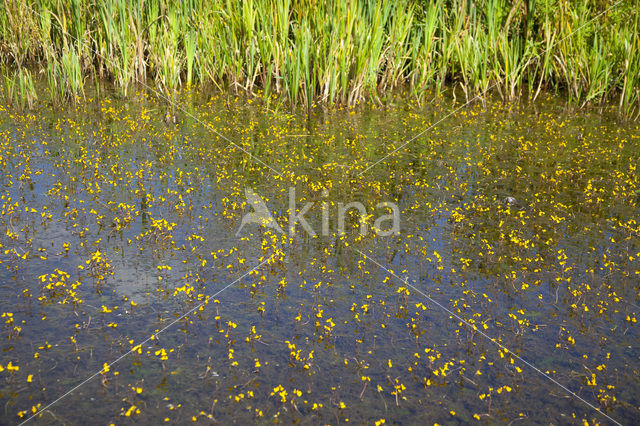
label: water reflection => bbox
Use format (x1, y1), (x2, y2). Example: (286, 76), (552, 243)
(0, 92), (638, 424)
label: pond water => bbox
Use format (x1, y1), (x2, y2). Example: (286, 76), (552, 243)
(0, 89), (639, 424)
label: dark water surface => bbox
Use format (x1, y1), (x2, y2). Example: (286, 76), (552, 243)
(0, 90), (639, 424)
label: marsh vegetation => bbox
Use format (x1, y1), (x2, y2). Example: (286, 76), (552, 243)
(0, 0), (639, 117)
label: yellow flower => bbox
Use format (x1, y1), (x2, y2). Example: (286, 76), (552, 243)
(124, 405), (137, 417)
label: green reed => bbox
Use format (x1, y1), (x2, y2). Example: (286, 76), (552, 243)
(2, 67), (37, 109)
(0, 0), (638, 117)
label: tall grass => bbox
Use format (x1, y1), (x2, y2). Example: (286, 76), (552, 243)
(0, 0), (638, 117)
(3, 67), (37, 109)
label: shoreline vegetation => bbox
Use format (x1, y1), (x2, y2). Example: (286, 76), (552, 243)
(0, 0), (638, 117)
